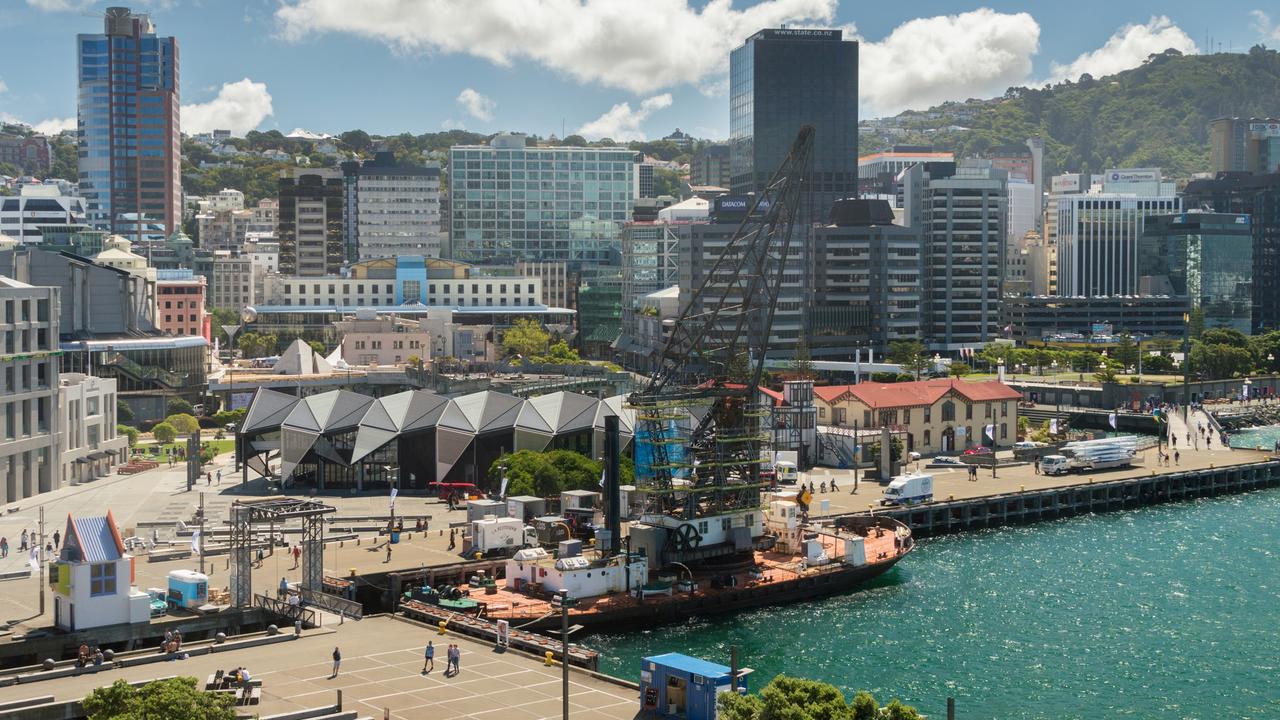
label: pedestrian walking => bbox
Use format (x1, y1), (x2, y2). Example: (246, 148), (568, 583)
(385, 542), (393, 563)
(207, 472), (212, 486)
(1174, 450), (1180, 466)
(216, 469), (222, 485)
(422, 641), (434, 673)
(19, 530), (28, 552)
(0, 537), (8, 558)
(1172, 435), (1177, 448)
(448, 529), (456, 550)
(830, 478), (838, 491)
(330, 647), (341, 678)
(278, 576), (288, 599)
(1033, 457), (1040, 475)
(52, 530), (60, 550)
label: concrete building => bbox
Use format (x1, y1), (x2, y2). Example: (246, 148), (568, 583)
(690, 144), (730, 188)
(1138, 212), (1254, 334)
(1024, 231), (1058, 296)
(0, 277), (59, 504)
(261, 256), (543, 310)
(1001, 295), (1189, 343)
(902, 160), (1008, 353)
(1183, 172), (1280, 333)
(92, 236), (155, 282)
(814, 378), (1021, 454)
(195, 207), (253, 252)
(514, 260), (569, 309)
(77, 7), (180, 241)
(1053, 169), (1180, 297)
(58, 373), (127, 486)
(618, 285), (679, 373)
(342, 151), (443, 260)
(278, 170), (344, 277)
(857, 148), (953, 196)
(210, 253), (253, 311)
(1209, 117), (1280, 174)
(201, 188), (245, 213)
(618, 213), (688, 348)
(0, 186), (87, 244)
(335, 308), (432, 366)
(246, 239), (279, 306)
(635, 161), (655, 199)
(449, 134), (636, 267)
(731, 28), (858, 215)
(155, 269), (208, 340)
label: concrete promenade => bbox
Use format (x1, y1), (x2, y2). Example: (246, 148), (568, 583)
(0, 616), (641, 719)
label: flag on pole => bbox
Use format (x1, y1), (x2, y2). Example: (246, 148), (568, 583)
(598, 467), (606, 488)
(499, 475), (510, 498)
(1050, 418), (1059, 435)
(190, 530), (200, 554)
(389, 487), (398, 510)
(984, 424), (995, 441)
(1108, 412), (1118, 429)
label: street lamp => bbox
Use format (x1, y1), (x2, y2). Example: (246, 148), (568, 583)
(553, 589), (580, 720)
(1181, 311), (1191, 421)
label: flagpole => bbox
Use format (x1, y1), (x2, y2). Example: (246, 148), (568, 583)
(198, 492), (206, 576)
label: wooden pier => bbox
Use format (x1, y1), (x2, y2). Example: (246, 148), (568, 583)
(857, 460), (1280, 537)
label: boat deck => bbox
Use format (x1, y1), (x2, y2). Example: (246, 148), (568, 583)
(462, 527), (904, 622)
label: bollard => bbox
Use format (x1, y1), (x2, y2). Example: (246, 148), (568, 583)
(438, 620), (447, 634)
(1020, 485), (1024, 492)
(295, 620), (302, 636)
(545, 650), (554, 666)
(350, 567), (356, 576)
(357, 537), (361, 546)
(1089, 477), (1094, 484)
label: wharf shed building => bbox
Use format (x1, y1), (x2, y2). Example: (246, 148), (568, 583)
(238, 388), (634, 490)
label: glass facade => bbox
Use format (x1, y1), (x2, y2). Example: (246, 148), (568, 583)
(730, 28), (858, 215)
(1138, 213), (1254, 334)
(448, 141), (636, 267)
(77, 8), (180, 241)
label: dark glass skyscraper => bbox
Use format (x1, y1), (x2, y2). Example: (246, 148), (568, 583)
(1139, 212), (1255, 334)
(729, 28), (858, 214)
(77, 7), (180, 242)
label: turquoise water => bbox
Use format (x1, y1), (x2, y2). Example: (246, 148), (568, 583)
(1229, 424), (1280, 450)
(590, 491), (1280, 719)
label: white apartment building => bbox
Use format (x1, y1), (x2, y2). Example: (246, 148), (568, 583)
(195, 208), (253, 252)
(334, 309), (432, 366)
(202, 188), (245, 213)
(263, 271), (544, 309)
(343, 152), (443, 260)
(0, 185), (87, 244)
(211, 254), (254, 310)
(58, 373), (127, 486)
(0, 277), (59, 503)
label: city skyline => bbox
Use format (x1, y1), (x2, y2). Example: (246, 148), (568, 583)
(3, 1), (1279, 140)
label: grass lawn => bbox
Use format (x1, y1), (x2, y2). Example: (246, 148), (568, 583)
(133, 438), (235, 458)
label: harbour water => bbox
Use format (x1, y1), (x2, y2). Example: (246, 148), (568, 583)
(1229, 424), (1280, 450)
(591, 490), (1280, 719)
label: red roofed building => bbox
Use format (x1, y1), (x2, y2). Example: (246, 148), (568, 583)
(814, 378), (1022, 454)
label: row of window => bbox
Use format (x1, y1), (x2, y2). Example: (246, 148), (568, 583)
(819, 400), (1011, 425)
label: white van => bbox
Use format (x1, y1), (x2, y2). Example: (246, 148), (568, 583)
(775, 460), (798, 484)
(1041, 455), (1071, 475)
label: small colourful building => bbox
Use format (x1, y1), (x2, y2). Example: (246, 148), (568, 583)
(51, 512), (149, 631)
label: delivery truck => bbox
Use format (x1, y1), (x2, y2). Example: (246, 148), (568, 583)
(880, 472), (934, 506)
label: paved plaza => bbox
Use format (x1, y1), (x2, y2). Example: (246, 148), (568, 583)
(0, 616), (643, 719)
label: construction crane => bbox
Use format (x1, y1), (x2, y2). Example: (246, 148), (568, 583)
(628, 126), (814, 540)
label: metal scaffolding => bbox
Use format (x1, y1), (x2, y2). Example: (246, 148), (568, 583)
(227, 498), (336, 608)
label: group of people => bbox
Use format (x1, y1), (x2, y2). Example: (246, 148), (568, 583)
(0, 529), (62, 559)
(421, 641), (462, 676)
(220, 666), (252, 690)
(161, 628), (183, 654)
(75, 643), (105, 668)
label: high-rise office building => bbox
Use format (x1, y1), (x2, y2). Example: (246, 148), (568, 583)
(0, 186), (87, 244)
(1183, 172), (1280, 332)
(1053, 169), (1180, 297)
(690, 144), (731, 188)
(1138, 212), (1254, 334)
(730, 28), (858, 213)
(448, 133), (636, 267)
(278, 170), (344, 277)
(341, 151), (443, 261)
(77, 7), (180, 241)
(1209, 118), (1280, 174)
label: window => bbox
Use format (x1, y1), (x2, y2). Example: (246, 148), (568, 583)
(984, 404), (992, 418)
(90, 563), (117, 596)
(941, 401), (955, 421)
(697, 520), (709, 534)
(818, 407), (826, 420)
(1000, 423), (1008, 439)
(903, 409), (911, 424)
(924, 429), (931, 446)
(924, 406), (932, 423)
(1002, 402), (1008, 417)
(965, 403), (973, 420)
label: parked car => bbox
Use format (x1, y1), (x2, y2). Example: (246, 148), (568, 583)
(931, 456), (965, 466)
(1013, 441), (1049, 450)
(146, 588), (168, 617)
(963, 447), (993, 455)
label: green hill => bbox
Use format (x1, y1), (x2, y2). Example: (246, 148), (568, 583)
(866, 46), (1280, 179)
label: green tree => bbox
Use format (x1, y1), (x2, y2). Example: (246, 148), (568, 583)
(726, 351), (753, 384)
(949, 362), (972, 377)
(307, 340), (328, 356)
(167, 399), (195, 416)
(212, 408), (246, 427)
(851, 691), (879, 720)
(164, 414), (200, 435)
(1111, 334), (1139, 372)
(208, 308), (240, 342)
(338, 129), (373, 153)
(1190, 342), (1255, 380)
(1093, 360), (1119, 383)
(116, 425), (139, 447)
(84, 676), (235, 720)
(1250, 330), (1280, 372)
(1200, 327), (1250, 350)
(888, 340), (929, 379)
(718, 674), (924, 720)
(116, 399), (134, 424)
(501, 317), (549, 359)
(866, 437), (904, 466)
(538, 340), (584, 365)
(151, 422), (177, 445)
(486, 449), (604, 497)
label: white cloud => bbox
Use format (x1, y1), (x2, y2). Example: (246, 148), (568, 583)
(275, 0), (837, 94)
(0, 79), (7, 94)
(858, 9), (1040, 118)
(32, 117), (75, 134)
(577, 93), (672, 141)
(1252, 10), (1280, 41)
(1047, 16), (1198, 83)
(456, 88), (495, 122)
(24, 0), (92, 10)
(181, 79), (274, 135)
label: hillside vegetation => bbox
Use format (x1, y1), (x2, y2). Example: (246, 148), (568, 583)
(871, 46), (1280, 179)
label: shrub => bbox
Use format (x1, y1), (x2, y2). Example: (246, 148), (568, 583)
(152, 422), (177, 444)
(164, 413), (200, 435)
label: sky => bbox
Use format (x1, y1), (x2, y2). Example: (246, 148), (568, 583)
(2, 0), (1279, 142)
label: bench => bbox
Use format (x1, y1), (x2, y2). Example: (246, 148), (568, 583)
(237, 687), (262, 706)
(148, 548), (192, 562)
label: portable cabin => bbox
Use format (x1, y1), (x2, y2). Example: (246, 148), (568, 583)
(51, 512), (150, 631)
(506, 495), (546, 522)
(166, 569), (209, 610)
(640, 653), (750, 720)
(467, 498), (507, 523)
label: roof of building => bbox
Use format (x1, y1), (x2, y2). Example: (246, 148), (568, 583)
(644, 653), (732, 679)
(63, 512), (125, 564)
(272, 339), (333, 375)
(814, 378), (1021, 408)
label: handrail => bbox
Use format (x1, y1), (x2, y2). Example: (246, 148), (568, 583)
(101, 351), (190, 388)
(252, 593), (319, 627)
(299, 587), (363, 620)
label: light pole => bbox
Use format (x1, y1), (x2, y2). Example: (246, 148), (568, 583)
(554, 589), (579, 720)
(1181, 312), (1191, 420)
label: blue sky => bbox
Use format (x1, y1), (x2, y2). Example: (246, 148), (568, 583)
(2, 0), (1278, 141)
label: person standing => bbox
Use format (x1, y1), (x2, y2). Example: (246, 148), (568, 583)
(279, 576), (288, 599)
(422, 641), (434, 673)
(52, 530), (60, 550)
(330, 647), (341, 678)
(19, 529), (27, 552)
(452, 644), (460, 674)
(216, 469), (222, 485)
(1033, 457), (1040, 475)
(1174, 450), (1180, 466)
(0, 537), (7, 558)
